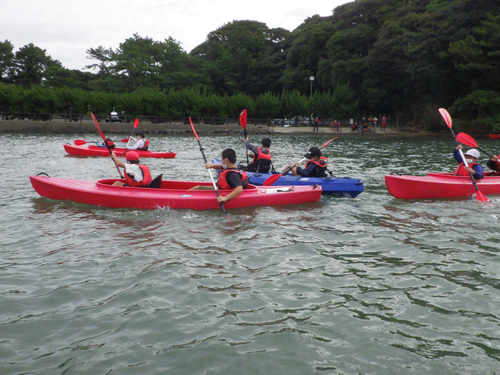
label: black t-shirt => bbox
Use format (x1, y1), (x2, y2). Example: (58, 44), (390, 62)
(225, 170), (244, 188)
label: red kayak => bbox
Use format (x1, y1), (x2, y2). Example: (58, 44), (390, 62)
(64, 144), (176, 158)
(30, 175), (322, 210)
(385, 172), (500, 199)
(489, 134), (500, 139)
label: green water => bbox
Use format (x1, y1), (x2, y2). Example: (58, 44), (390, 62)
(1, 133), (500, 374)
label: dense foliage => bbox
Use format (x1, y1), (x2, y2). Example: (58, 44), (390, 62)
(1, 0), (500, 131)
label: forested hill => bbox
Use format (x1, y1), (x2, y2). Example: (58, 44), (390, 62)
(1, 0), (500, 131)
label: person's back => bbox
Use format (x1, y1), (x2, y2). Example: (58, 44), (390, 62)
(245, 138), (272, 173)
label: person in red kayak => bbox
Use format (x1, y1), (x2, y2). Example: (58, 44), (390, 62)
(127, 132), (149, 151)
(453, 145), (484, 180)
(95, 138), (115, 149)
(284, 147), (329, 178)
(189, 148), (249, 203)
(486, 154), (500, 175)
(111, 151), (153, 187)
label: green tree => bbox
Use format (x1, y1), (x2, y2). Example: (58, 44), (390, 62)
(0, 40), (14, 83)
(11, 43), (61, 86)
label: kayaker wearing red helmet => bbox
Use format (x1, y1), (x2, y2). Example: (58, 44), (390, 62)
(453, 144), (484, 180)
(111, 151), (153, 187)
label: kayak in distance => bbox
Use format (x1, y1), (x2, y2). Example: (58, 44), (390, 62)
(246, 171), (363, 198)
(385, 172), (500, 199)
(489, 134), (500, 139)
(64, 144), (176, 159)
(29, 175), (322, 210)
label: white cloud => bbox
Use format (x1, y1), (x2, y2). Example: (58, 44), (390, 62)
(1, 0), (351, 70)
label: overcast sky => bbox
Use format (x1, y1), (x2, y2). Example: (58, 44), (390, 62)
(1, 0), (351, 71)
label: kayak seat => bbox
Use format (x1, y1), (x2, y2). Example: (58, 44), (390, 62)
(147, 174), (163, 189)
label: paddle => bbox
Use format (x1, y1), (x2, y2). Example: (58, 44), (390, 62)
(123, 118), (140, 156)
(456, 132), (496, 159)
(74, 139), (96, 145)
(439, 108), (487, 202)
(91, 112), (123, 178)
(240, 109), (249, 165)
(263, 137), (338, 186)
(189, 117), (227, 214)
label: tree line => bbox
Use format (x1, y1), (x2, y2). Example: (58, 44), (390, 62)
(1, 0), (500, 131)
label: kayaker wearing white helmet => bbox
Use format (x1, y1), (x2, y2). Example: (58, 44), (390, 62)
(453, 144), (484, 180)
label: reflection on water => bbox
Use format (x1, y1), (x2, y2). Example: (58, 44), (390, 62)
(1, 134), (500, 374)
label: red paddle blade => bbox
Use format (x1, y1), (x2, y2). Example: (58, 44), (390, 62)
(120, 139), (129, 142)
(476, 191), (488, 202)
(456, 132), (478, 148)
(439, 108), (452, 129)
(263, 174), (281, 186)
(74, 140), (87, 145)
(91, 113), (106, 141)
(239, 109), (247, 129)
(320, 137), (338, 148)
(189, 117), (200, 141)
(134, 118), (139, 128)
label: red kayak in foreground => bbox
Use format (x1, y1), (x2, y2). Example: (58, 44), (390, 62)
(385, 173), (500, 199)
(64, 144), (176, 158)
(30, 175), (322, 210)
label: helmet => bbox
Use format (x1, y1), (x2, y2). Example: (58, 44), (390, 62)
(125, 151), (140, 161)
(465, 149), (480, 159)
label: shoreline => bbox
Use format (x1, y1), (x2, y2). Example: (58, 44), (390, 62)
(0, 119), (441, 137)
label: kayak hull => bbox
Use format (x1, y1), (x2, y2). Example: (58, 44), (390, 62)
(64, 144), (176, 158)
(489, 134), (500, 139)
(246, 171), (363, 197)
(385, 173), (500, 199)
(30, 176), (322, 210)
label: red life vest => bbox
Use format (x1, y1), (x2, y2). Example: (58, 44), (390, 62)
(217, 168), (248, 190)
(124, 164), (153, 187)
(137, 139), (149, 151)
(382, 117), (387, 126)
(305, 157), (328, 177)
(248, 148), (272, 173)
(453, 162), (479, 177)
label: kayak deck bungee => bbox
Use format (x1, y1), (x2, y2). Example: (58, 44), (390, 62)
(64, 144), (176, 158)
(385, 173), (500, 199)
(246, 171), (363, 197)
(30, 175), (322, 210)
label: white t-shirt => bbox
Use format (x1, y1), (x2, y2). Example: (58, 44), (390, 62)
(127, 138), (146, 150)
(124, 164), (144, 182)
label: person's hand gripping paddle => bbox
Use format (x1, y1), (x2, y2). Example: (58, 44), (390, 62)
(91, 113), (123, 178)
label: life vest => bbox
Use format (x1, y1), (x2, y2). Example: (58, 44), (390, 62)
(453, 162), (479, 177)
(217, 168), (248, 190)
(382, 117), (387, 126)
(124, 164), (153, 187)
(305, 157), (329, 177)
(137, 139), (149, 151)
(248, 148), (272, 173)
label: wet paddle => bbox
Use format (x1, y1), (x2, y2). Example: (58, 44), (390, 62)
(123, 118), (140, 156)
(91, 112), (123, 178)
(263, 137), (338, 186)
(189, 117), (227, 214)
(456, 132), (496, 159)
(439, 108), (487, 202)
(240, 109), (249, 165)
(74, 139), (96, 145)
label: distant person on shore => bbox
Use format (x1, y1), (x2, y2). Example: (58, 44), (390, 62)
(283, 147), (329, 178)
(244, 137), (273, 173)
(453, 145), (484, 180)
(127, 131), (149, 151)
(381, 115), (387, 131)
(313, 117), (319, 132)
(373, 116), (378, 130)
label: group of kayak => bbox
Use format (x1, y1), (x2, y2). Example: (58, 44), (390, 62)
(31, 114), (365, 211)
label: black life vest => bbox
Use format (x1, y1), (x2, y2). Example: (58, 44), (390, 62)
(124, 164), (153, 187)
(305, 157), (328, 177)
(217, 168), (248, 190)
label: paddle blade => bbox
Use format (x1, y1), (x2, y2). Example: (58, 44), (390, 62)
(476, 191), (488, 202)
(439, 108), (452, 129)
(456, 132), (478, 148)
(320, 137), (338, 148)
(263, 173), (281, 186)
(120, 139), (129, 142)
(189, 117), (200, 140)
(134, 118), (139, 128)
(239, 109), (247, 129)
(74, 140), (87, 145)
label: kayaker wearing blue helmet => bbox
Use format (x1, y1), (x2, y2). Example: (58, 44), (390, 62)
(453, 144), (484, 180)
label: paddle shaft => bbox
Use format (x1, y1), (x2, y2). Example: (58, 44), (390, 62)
(189, 118), (227, 214)
(91, 113), (123, 178)
(449, 127), (483, 194)
(122, 119), (140, 157)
